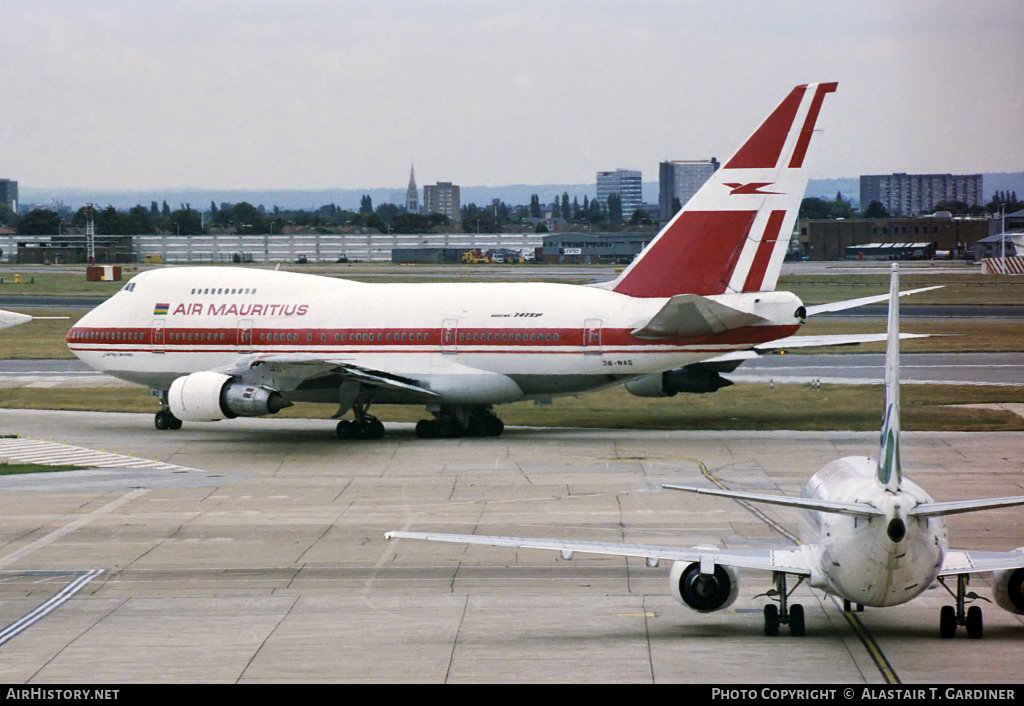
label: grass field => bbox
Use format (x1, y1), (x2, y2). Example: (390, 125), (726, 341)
(3, 383), (1023, 432)
(0, 462), (87, 475)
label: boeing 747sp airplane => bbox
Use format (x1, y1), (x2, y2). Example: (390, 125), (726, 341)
(387, 264), (1024, 638)
(66, 82), (936, 439)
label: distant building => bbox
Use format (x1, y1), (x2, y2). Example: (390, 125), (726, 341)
(0, 179), (17, 212)
(596, 169), (642, 219)
(423, 182), (460, 222)
(540, 232), (654, 265)
(405, 166), (419, 214)
(860, 173), (983, 216)
(797, 215), (989, 260)
(659, 159), (719, 219)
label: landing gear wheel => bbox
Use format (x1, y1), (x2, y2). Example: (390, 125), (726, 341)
(764, 604), (780, 637)
(336, 420), (355, 440)
(940, 605), (957, 639)
(789, 603), (805, 637)
(966, 605), (983, 639)
(415, 419), (435, 439)
(155, 409), (181, 431)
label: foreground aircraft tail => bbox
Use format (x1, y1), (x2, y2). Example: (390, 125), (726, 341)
(610, 82), (837, 299)
(878, 264), (902, 492)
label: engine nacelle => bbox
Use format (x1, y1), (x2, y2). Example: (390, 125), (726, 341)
(993, 566), (1024, 615)
(168, 371), (292, 422)
(669, 560), (740, 613)
(626, 366), (735, 398)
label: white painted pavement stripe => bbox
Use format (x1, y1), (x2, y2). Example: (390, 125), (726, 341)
(0, 438), (199, 472)
(0, 489), (149, 570)
(0, 570), (103, 647)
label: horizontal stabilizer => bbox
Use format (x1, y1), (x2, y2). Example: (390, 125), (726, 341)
(909, 495), (1024, 518)
(631, 294), (767, 339)
(663, 484), (885, 517)
(804, 286), (943, 316)
(753, 332), (932, 350)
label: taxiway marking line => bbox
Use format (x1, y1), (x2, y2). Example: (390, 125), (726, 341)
(0, 570), (103, 648)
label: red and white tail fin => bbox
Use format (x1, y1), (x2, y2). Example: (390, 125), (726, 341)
(610, 82), (837, 298)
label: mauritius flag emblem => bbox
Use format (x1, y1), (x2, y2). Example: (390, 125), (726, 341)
(154, 303), (170, 315)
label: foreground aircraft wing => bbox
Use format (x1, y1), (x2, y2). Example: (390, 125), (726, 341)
(384, 530), (811, 575)
(939, 548), (1024, 576)
(212, 353), (438, 397)
(803, 286), (943, 317)
(631, 294), (767, 339)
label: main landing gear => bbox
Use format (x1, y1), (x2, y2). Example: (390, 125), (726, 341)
(154, 408), (182, 430)
(938, 573), (987, 639)
(336, 401), (385, 440)
(761, 572), (806, 637)
(415, 405), (504, 439)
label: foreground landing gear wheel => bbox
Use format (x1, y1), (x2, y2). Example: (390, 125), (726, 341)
(966, 605), (983, 639)
(789, 603), (805, 637)
(764, 604), (779, 637)
(940, 605), (957, 639)
(155, 409), (182, 430)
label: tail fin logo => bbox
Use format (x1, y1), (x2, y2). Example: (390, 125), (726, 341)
(723, 182), (782, 196)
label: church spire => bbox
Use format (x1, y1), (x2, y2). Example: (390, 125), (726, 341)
(405, 164), (419, 213)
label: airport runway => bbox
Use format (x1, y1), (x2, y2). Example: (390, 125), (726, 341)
(0, 409), (1021, 683)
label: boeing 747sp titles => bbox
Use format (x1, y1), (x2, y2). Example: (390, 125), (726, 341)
(387, 265), (1024, 638)
(66, 82), (936, 439)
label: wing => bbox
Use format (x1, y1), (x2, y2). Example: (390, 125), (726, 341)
(384, 530), (812, 575)
(212, 353), (438, 398)
(939, 548), (1024, 576)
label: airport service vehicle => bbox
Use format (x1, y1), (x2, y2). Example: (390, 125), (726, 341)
(387, 265), (1024, 638)
(65, 82), (933, 439)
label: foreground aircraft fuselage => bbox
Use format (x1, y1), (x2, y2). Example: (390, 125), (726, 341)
(69, 82), (841, 438)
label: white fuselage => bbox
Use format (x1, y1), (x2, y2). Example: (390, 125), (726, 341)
(68, 267), (803, 406)
(799, 456), (947, 607)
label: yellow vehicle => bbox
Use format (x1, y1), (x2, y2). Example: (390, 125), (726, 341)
(144, 254), (163, 265)
(461, 249), (491, 264)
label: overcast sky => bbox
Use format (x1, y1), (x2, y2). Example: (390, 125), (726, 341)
(2, 0), (1022, 191)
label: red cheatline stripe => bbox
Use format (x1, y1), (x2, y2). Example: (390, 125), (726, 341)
(788, 82), (838, 168)
(742, 210), (788, 292)
(723, 85), (806, 170)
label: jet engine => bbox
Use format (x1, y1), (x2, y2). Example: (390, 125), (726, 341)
(993, 566), (1024, 615)
(625, 363), (736, 398)
(168, 371), (292, 422)
(669, 560), (740, 613)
